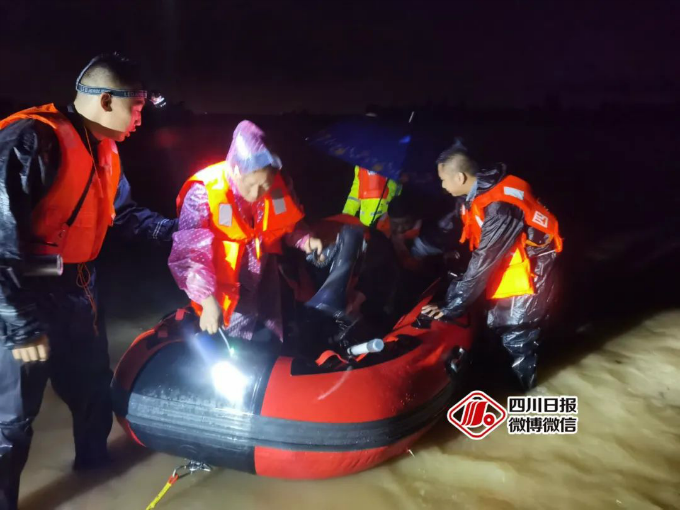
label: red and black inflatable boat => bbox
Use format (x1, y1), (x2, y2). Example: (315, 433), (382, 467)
(112, 219), (474, 479)
(112, 290), (472, 479)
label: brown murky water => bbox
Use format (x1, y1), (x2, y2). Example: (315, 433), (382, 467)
(17, 306), (680, 510)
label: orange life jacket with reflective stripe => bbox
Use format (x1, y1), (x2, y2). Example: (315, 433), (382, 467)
(460, 175), (563, 300)
(0, 104), (120, 263)
(358, 167), (389, 200)
(176, 161), (305, 324)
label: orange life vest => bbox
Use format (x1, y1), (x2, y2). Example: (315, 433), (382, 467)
(358, 167), (389, 200)
(460, 175), (563, 300)
(176, 161), (305, 324)
(0, 104), (120, 263)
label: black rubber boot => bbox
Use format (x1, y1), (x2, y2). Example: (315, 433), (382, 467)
(498, 325), (541, 392)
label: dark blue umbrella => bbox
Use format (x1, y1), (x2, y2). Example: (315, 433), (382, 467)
(308, 117), (411, 182)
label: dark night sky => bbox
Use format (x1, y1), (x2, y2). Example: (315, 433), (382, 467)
(1, 0), (679, 114)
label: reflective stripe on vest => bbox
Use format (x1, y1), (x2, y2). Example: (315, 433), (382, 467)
(357, 197), (389, 227)
(460, 175), (562, 299)
(0, 104), (121, 263)
(503, 186), (525, 201)
(176, 162), (304, 325)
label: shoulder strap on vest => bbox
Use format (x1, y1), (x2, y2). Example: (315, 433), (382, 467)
(0, 104), (62, 130)
(192, 161), (229, 187)
(66, 126), (101, 227)
(177, 161), (229, 215)
(66, 161), (96, 227)
(473, 175), (532, 211)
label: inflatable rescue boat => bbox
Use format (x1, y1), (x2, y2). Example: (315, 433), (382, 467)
(112, 223), (473, 479)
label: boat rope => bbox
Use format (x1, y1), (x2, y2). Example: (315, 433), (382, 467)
(145, 460), (212, 509)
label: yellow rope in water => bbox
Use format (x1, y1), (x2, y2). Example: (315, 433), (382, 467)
(145, 474), (179, 510)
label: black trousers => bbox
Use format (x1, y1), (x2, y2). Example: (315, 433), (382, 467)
(494, 324), (541, 392)
(0, 268), (112, 510)
(486, 251), (560, 392)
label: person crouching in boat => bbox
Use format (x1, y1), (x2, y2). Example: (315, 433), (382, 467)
(169, 120), (324, 343)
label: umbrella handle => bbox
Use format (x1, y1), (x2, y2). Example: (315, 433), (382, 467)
(370, 178), (391, 228)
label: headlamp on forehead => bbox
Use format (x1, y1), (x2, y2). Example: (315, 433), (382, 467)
(75, 82), (167, 108)
(75, 53), (166, 108)
(75, 82), (147, 99)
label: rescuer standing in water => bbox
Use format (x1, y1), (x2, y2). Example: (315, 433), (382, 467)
(422, 141), (563, 391)
(0, 53), (177, 510)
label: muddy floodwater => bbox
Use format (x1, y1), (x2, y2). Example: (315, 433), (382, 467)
(16, 255), (680, 510)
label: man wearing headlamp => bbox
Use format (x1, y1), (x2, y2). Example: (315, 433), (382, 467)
(0, 52), (177, 509)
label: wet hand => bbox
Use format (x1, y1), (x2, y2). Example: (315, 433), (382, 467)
(304, 237), (325, 262)
(12, 334), (50, 363)
(200, 295), (223, 335)
(421, 304), (445, 320)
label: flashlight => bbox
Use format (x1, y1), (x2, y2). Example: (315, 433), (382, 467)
(0, 255), (63, 289)
(211, 360), (249, 404)
(148, 91), (167, 108)
(347, 339), (384, 357)
(22, 255), (64, 277)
